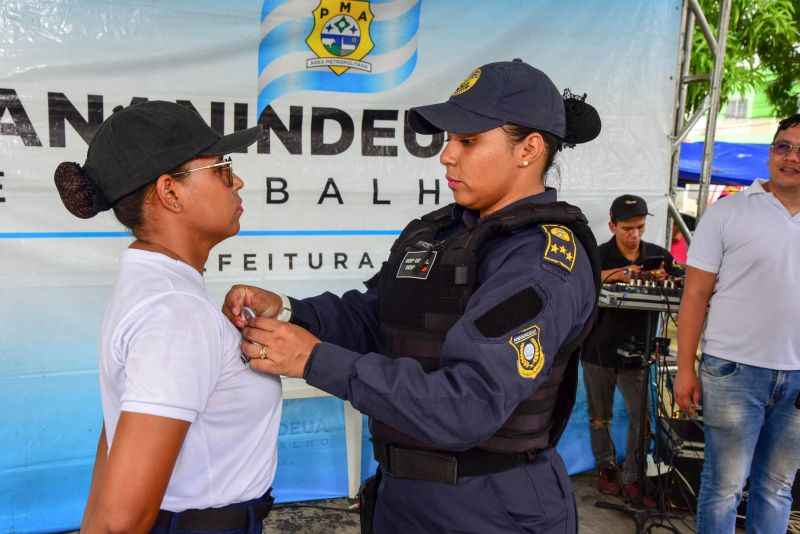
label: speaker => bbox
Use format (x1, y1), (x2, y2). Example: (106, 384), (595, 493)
(655, 416), (704, 510)
(655, 415), (800, 513)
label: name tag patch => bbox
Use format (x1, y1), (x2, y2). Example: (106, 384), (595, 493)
(509, 325), (545, 379)
(396, 250), (437, 280)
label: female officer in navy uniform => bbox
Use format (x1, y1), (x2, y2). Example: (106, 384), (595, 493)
(226, 59), (601, 533)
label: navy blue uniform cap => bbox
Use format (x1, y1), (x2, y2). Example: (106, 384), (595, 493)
(408, 59), (565, 137)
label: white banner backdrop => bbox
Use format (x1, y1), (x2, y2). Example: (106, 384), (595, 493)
(0, 0), (682, 530)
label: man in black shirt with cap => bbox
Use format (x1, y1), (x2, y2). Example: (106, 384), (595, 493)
(581, 195), (680, 508)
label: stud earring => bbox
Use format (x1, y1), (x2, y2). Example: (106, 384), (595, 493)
(173, 203), (179, 208)
(522, 160), (529, 167)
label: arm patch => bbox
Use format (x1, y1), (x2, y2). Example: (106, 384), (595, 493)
(539, 224), (577, 272)
(474, 286), (544, 338)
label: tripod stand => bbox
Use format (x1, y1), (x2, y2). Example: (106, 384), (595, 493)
(594, 295), (682, 533)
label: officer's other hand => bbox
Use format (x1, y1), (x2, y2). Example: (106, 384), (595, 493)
(673, 368), (702, 417)
(241, 317), (320, 378)
(223, 285), (282, 329)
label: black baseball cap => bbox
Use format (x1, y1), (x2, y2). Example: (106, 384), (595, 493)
(407, 59), (565, 137)
(83, 101), (261, 211)
(610, 195), (652, 222)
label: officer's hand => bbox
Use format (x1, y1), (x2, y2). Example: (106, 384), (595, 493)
(241, 317), (320, 378)
(223, 285), (283, 329)
(673, 368), (702, 417)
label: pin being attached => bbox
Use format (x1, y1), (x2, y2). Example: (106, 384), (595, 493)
(240, 306), (257, 322)
(239, 306), (258, 364)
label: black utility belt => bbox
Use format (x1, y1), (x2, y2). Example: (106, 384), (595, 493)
(154, 489), (274, 531)
(373, 442), (540, 485)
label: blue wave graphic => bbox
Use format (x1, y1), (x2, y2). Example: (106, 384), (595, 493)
(373, 2), (420, 54)
(259, 0), (421, 114)
(261, 0), (399, 22)
(258, 50), (417, 115)
(258, 18), (313, 74)
(259, 3), (421, 72)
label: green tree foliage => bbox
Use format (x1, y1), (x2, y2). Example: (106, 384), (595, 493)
(687, 0), (799, 119)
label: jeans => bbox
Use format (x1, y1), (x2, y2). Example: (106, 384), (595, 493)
(697, 354), (800, 534)
(583, 360), (648, 484)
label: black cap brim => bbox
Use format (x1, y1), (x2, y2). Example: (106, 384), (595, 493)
(408, 101), (505, 134)
(200, 125), (262, 156)
(613, 209), (653, 222)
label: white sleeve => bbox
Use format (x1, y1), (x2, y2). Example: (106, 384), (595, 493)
(686, 201), (725, 274)
(118, 293), (221, 423)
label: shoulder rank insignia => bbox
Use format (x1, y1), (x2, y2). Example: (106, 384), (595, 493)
(510, 325), (544, 379)
(539, 224), (577, 272)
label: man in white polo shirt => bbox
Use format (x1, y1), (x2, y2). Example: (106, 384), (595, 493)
(674, 113), (800, 533)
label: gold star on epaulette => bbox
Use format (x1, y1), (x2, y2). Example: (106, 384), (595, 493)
(539, 224), (578, 272)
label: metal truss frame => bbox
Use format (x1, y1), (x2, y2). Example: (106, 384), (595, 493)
(666, 0), (732, 246)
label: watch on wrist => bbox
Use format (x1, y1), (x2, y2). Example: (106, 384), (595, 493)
(275, 293), (292, 322)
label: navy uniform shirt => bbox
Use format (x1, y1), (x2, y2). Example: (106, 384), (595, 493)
(581, 237), (680, 367)
(290, 189), (596, 451)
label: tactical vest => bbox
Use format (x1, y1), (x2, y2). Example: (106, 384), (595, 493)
(370, 201), (601, 455)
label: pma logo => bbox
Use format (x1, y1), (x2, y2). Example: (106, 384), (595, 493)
(259, 0), (420, 114)
(306, 1), (375, 75)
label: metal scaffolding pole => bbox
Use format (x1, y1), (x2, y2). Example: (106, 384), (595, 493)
(696, 0), (732, 218)
(666, 1), (694, 247)
(667, 0), (733, 245)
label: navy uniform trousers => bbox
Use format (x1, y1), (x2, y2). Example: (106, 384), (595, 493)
(374, 448), (577, 534)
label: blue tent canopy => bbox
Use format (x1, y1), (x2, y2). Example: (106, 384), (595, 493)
(679, 141), (770, 186)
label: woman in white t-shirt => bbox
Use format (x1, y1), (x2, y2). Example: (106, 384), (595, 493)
(54, 101), (282, 534)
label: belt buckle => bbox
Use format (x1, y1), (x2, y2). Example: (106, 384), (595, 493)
(448, 455), (459, 484)
(432, 450), (458, 485)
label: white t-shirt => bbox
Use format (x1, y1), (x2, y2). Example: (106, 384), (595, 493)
(687, 179), (800, 370)
(97, 249), (282, 511)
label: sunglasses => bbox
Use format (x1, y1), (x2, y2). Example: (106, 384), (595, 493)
(770, 142), (800, 157)
(170, 157), (234, 187)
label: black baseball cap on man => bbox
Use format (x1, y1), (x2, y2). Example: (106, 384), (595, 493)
(407, 59), (565, 137)
(81, 101), (261, 211)
(610, 195), (652, 222)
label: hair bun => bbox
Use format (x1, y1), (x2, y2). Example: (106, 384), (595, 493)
(54, 162), (104, 219)
(562, 90), (601, 148)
